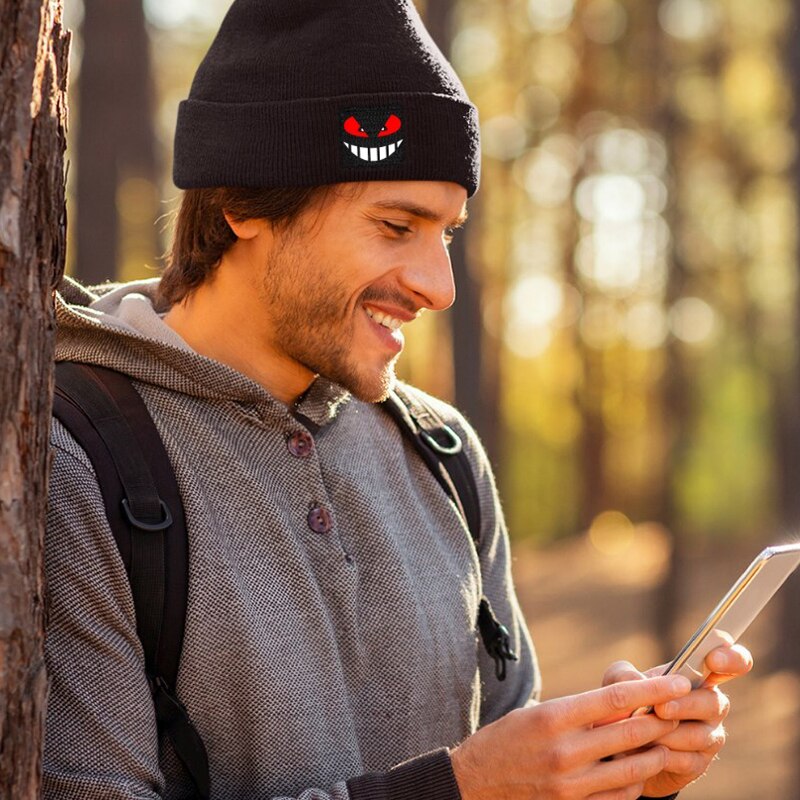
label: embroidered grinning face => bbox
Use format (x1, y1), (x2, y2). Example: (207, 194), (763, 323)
(341, 107), (404, 165)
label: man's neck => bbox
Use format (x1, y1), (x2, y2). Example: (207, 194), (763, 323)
(162, 270), (313, 406)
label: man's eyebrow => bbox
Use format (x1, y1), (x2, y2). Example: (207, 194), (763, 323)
(371, 200), (469, 228)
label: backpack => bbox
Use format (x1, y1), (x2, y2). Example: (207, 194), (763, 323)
(52, 361), (517, 800)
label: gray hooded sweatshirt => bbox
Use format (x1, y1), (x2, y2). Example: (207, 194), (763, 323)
(44, 278), (539, 800)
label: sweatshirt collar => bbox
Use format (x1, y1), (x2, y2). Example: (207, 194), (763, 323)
(55, 276), (351, 429)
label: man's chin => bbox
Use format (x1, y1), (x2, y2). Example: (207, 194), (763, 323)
(339, 366), (397, 404)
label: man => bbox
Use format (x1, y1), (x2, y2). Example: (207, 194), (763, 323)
(44, 1), (750, 798)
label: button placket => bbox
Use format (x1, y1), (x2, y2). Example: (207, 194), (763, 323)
(285, 428), (345, 555)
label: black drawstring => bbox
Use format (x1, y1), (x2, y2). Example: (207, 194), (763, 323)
(477, 597), (519, 681)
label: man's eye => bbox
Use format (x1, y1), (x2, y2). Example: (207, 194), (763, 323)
(443, 227), (457, 245)
(382, 221), (412, 235)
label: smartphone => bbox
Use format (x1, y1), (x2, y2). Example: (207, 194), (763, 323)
(663, 543), (800, 687)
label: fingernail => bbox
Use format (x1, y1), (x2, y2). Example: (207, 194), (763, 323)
(662, 701), (678, 717)
(670, 676), (691, 693)
(708, 652), (724, 669)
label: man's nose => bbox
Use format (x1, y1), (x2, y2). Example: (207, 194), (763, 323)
(401, 236), (456, 312)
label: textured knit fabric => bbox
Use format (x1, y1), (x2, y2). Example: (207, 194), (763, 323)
(44, 277), (539, 800)
(173, 0), (480, 195)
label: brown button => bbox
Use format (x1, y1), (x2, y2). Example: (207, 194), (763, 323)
(307, 506), (333, 534)
(287, 431), (314, 458)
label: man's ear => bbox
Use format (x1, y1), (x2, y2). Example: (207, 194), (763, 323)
(223, 213), (264, 240)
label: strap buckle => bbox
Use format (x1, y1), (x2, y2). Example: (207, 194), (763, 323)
(419, 424), (463, 455)
(122, 498), (173, 531)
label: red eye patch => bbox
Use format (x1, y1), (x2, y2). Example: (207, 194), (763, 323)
(343, 116), (368, 138)
(378, 114), (402, 137)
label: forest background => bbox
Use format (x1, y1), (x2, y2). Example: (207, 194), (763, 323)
(64, 0), (800, 796)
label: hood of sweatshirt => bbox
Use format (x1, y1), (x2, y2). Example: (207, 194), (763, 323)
(54, 275), (351, 427)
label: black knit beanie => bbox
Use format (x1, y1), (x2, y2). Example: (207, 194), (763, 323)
(173, 0), (480, 196)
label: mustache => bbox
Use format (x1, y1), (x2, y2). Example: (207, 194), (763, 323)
(359, 287), (421, 316)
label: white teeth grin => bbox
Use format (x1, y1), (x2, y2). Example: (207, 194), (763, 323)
(365, 307), (404, 331)
(343, 140), (403, 162)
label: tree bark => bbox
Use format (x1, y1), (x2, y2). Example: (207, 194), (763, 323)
(0, 0), (69, 795)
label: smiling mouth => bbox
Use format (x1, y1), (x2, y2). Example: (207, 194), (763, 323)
(364, 306), (405, 331)
(343, 140), (403, 162)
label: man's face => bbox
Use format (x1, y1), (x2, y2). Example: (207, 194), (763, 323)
(253, 181), (467, 402)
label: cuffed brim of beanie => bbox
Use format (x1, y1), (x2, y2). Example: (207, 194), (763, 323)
(173, 92), (480, 196)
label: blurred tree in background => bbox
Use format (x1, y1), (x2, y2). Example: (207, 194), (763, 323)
(63, 0), (798, 679)
(62, 0), (799, 545)
(773, 0), (800, 762)
(424, 1), (500, 461)
(448, 0), (796, 547)
(73, 0), (159, 284)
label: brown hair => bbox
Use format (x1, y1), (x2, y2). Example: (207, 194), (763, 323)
(159, 186), (329, 306)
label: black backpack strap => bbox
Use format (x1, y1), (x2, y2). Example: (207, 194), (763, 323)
(383, 386), (518, 680)
(53, 362), (210, 799)
(382, 389), (479, 543)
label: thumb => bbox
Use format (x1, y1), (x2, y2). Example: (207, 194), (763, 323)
(602, 660), (647, 687)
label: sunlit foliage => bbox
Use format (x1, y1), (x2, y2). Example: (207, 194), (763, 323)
(449, 0), (796, 542)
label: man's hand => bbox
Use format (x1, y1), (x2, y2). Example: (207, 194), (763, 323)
(450, 675), (692, 800)
(602, 644), (753, 797)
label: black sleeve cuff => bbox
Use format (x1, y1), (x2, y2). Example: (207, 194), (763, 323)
(347, 748), (461, 800)
(641, 794), (679, 799)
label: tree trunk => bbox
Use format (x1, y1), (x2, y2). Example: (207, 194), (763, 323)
(76, 0), (158, 284)
(0, 0), (69, 796)
(421, 0), (498, 459)
(638, 2), (694, 664)
(772, 0), (800, 676)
